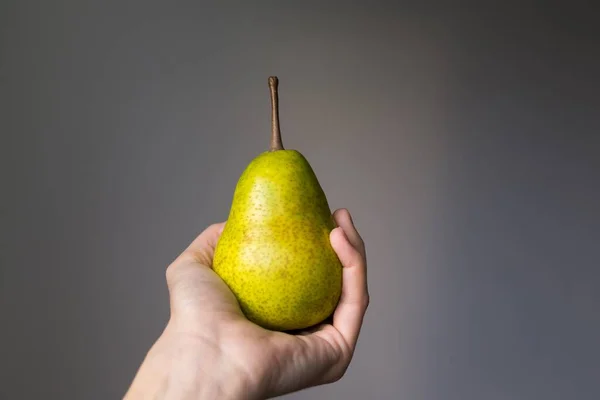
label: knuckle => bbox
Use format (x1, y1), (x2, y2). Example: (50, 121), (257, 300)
(357, 232), (365, 245)
(357, 237), (366, 255)
(330, 364), (350, 383)
(363, 295), (370, 310)
(165, 261), (184, 287)
(165, 263), (176, 285)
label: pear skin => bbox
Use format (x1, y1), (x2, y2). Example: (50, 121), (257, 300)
(212, 77), (342, 331)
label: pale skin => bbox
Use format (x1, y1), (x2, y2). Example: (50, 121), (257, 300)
(124, 208), (369, 399)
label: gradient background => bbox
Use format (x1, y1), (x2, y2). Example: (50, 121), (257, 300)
(1, 2), (599, 399)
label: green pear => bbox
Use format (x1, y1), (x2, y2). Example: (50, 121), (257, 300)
(212, 76), (342, 331)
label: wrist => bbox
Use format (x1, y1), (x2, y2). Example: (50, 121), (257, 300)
(125, 323), (259, 400)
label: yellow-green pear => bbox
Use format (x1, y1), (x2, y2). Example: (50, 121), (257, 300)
(212, 76), (342, 331)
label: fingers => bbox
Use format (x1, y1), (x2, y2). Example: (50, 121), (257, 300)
(333, 209), (366, 259)
(165, 221), (242, 324)
(174, 222), (226, 267)
(332, 208), (367, 290)
(186, 222), (226, 254)
(329, 220), (369, 352)
(166, 222), (225, 299)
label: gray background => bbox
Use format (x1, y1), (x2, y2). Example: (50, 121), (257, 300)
(1, 2), (599, 399)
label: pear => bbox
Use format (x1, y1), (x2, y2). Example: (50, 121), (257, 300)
(212, 76), (342, 331)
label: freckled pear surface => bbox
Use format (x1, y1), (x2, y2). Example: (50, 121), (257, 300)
(212, 149), (342, 331)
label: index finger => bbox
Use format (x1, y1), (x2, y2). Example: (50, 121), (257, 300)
(175, 222), (226, 266)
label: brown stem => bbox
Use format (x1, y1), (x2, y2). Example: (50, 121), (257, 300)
(268, 76), (284, 151)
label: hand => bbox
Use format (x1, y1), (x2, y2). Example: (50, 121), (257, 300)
(124, 208), (369, 399)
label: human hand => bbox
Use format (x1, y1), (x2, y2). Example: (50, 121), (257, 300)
(124, 208), (369, 399)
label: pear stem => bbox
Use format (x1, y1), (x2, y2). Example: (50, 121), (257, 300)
(268, 76), (284, 151)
